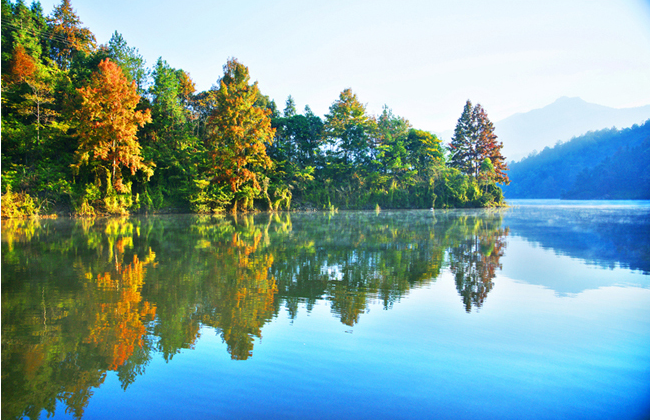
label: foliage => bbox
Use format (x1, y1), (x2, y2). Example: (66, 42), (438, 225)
(449, 100), (509, 185)
(206, 58), (275, 213)
(1, 1), (508, 217)
(103, 31), (149, 92)
(1, 185), (40, 218)
(72, 58), (152, 204)
(323, 88), (378, 169)
(47, 0), (96, 69)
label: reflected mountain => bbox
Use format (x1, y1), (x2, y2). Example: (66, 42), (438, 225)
(500, 202), (650, 294)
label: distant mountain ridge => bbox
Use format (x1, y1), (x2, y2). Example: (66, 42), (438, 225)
(495, 97), (650, 161)
(437, 97), (650, 162)
(502, 120), (650, 200)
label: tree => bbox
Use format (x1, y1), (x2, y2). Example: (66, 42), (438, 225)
(206, 58), (275, 213)
(149, 58), (188, 144)
(473, 104), (509, 184)
(323, 88), (377, 168)
(47, 0), (96, 69)
(104, 31), (149, 93)
(72, 58), (153, 194)
(271, 98), (324, 169)
(8, 44), (59, 147)
(283, 95), (296, 118)
(449, 100), (508, 184)
(449, 100), (475, 176)
(406, 128), (443, 172)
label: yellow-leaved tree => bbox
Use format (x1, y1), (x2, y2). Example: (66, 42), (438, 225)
(206, 58), (275, 213)
(73, 58), (153, 213)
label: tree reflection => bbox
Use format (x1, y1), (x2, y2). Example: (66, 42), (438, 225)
(85, 251), (157, 370)
(446, 213), (508, 312)
(197, 216), (279, 360)
(2, 217), (157, 419)
(2, 210), (510, 418)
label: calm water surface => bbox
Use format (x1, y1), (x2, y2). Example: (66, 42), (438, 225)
(3, 200), (650, 419)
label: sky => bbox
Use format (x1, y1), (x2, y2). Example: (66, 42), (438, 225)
(36, 0), (650, 133)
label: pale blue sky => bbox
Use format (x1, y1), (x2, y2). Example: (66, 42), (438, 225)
(37, 0), (650, 131)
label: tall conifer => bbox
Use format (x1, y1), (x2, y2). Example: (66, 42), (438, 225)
(449, 100), (508, 184)
(449, 100), (474, 175)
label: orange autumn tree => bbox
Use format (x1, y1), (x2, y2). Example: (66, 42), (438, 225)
(88, 251), (157, 370)
(201, 225), (279, 360)
(207, 58), (275, 213)
(73, 58), (153, 199)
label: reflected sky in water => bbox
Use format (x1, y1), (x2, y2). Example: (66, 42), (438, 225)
(2, 202), (650, 419)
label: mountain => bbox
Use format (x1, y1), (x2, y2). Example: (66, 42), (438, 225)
(436, 97), (650, 163)
(495, 97), (650, 162)
(502, 120), (650, 199)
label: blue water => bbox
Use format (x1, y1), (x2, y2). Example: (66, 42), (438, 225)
(2, 201), (649, 419)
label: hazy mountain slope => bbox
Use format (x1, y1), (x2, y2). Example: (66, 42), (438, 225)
(564, 135), (650, 199)
(495, 97), (650, 161)
(502, 120), (650, 199)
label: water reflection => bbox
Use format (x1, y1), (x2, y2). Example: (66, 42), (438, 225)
(503, 201), (650, 274)
(4, 210), (508, 418)
(447, 215), (509, 312)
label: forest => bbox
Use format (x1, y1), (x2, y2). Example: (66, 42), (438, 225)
(1, 0), (508, 217)
(503, 120), (650, 199)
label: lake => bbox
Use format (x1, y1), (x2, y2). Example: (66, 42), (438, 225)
(2, 200), (650, 420)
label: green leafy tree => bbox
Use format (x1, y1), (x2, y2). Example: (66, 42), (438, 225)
(323, 88), (378, 168)
(406, 129), (443, 172)
(148, 58), (190, 144)
(104, 31), (149, 93)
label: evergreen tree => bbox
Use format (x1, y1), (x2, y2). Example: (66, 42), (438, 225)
(47, 0), (96, 69)
(449, 100), (508, 184)
(283, 95), (296, 118)
(449, 100), (475, 176)
(104, 31), (148, 93)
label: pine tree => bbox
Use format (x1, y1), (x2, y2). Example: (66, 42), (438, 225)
(449, 100), (475, 176)
(449, 100), (509, 184)
(105, 31), (149, 93)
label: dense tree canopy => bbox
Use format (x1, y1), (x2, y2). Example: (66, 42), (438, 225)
(1, 0), (509, 217)
(207, 58), (275, 213)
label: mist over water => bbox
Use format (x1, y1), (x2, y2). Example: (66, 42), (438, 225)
(3, 201), (649, 420)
